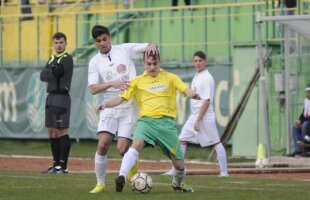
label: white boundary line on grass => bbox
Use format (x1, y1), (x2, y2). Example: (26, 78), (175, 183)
(0, 154), (216, 165)
(2, 174), (310, 193)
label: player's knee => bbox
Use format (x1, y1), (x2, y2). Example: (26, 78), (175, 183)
(172, 160), (185, 171)
(97, 142), (109, 154)
(117, 145), (129, 156)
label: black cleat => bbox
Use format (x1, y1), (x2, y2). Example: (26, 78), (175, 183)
(41, 166), (57, 174)
(55, 166), (68, 174)
(298, 140), (310, 147)
(286, 151), (302, 157)
(115, 175), (125, 192)
(172, 183), (194, 193)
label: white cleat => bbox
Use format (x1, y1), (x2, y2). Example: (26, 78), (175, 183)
(162, 169), (174, 176)
(218, 172), (229, 177)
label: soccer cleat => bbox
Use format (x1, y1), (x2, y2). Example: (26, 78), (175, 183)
(298, 139), (310, 147)
(285, 151), (302, 157)
(127, 158), (139, 181)
(162, 169), (174, 176)
(55, 166), (68, 174)
(89, 183), (105, 193)
(172, 183), (194, 193)
(115, 175), (126, 192)
(41, 166), (57, 174)
(218, 172), (229, 177)
(301, 151), (310, 157)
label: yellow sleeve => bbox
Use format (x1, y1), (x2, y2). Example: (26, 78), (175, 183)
(119, 79), (137, 100)
(171, 74), (188, 95)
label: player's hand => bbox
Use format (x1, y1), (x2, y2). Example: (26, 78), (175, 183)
(295, 120), (301, 128)
(111, 80), (129, 90)
(145, 43), (158, 56)
(194, 121), (200, 132)
(192, 93), (201, 100)
(96, 103), (107, 113)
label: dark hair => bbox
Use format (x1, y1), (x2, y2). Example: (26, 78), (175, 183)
(193, 51), (206, 60)
(143, 51), (160, 62)
(285, 0), (296, 8)
(53, 32), (67, 42)
(91, 25), (110, 39)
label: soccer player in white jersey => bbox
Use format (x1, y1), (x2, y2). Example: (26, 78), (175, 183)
(164, 50), (228, 177)
(88, 25), (157, 193)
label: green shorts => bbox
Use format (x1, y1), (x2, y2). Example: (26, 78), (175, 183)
(133, 116), (183, 160)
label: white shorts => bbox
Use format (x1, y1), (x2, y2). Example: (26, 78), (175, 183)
(97, 106), (138, 140)
(179, 113), (220, 147)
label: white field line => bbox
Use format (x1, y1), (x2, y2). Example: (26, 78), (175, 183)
(2, 174), (310, 193)
(0, 154), (216, 165)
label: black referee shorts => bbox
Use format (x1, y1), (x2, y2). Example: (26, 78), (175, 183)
(45, 93), (71, 128)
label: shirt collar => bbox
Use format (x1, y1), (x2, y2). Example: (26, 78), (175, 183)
(142, 68), (163, 77)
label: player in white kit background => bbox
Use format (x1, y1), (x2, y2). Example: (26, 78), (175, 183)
(88, 25), (158, 193)
(164, 50), (228, 177)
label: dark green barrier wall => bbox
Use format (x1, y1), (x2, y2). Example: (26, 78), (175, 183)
(0, 64), (232, 139)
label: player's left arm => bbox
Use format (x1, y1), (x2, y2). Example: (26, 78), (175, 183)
(194, 99), (210, 132)
(171, 73), (201, 99)
(62, 54), (74, 79)
(124, 43), (158, 59)
(184, 88), (201, 100)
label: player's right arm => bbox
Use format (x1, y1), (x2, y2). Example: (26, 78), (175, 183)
(96, 96), (126, 112)
(88, 81), (129, 95)
(88, 58), (129, 95)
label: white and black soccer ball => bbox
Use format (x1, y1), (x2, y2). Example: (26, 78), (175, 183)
(130, 172), (152, 194)
(255, 158), (269, 168)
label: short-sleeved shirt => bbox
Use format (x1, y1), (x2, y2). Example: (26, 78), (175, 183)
(120, 69), (188, 119)
(304, 98), (310, 118)
(88, 43), (148, 108)
(190, 69), (215, 114)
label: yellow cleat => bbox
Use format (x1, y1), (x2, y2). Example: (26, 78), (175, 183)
(127, 158), (139, 181)
(89, 183), (105, 193)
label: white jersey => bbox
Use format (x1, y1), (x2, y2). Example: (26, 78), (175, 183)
(88, 43), (148, 108)
(190, 69), (215, 114)
(179, 69), (219, 147)
(303, 98), (310, 117)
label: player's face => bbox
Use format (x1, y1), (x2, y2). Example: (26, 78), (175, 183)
(94, 34), (112, 54)
(193, 56), (207, 72)
(144, 56), (160, 77)
(53, 37), (66, 54)
(306, 91), (310, 99)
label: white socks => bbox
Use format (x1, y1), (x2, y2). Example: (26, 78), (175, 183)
(94, 152), (107, 185)
(119, 147), (139, 179)
(215, 143), (228, 176)
(172, 167), (186, 186)
(180, 144), (187, 157)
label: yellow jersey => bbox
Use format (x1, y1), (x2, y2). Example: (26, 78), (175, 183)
(120, 69), (188, 119)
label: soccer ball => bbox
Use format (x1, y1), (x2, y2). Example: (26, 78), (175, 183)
(130, 172), (152, 194)
(255, 158), (269, 168)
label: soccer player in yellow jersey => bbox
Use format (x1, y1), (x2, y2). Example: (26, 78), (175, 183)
(97, 51), (200, 193)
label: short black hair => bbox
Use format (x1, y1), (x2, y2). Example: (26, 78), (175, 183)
(193, 51), (206, 60)
(53, 32), (67, 42)
(91, 25), (110, 39)
(143, 51), (160, 62)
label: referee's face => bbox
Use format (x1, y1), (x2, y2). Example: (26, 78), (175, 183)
(53, 37), (67, 54)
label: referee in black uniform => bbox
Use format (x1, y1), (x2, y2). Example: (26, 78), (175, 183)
(40, 32), (74, 174)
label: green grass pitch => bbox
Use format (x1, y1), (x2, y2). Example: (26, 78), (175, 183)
(0, 170), (309, 200)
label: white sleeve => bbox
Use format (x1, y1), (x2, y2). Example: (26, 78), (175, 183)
(205, 77), (212, 100)
(121, 43), (149, 59)
(88, 59), (99, 86)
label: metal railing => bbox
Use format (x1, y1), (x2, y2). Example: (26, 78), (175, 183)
(0, 0), (309, 67)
